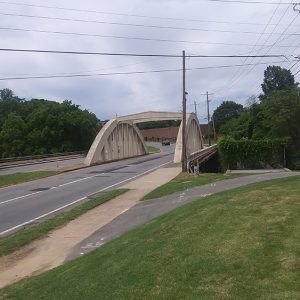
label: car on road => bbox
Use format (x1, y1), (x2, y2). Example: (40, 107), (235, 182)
(162, 139), (170, 146)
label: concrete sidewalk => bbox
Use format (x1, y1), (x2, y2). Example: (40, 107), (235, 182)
(67, 171), (300, 261)
(0, 164), (181, 288)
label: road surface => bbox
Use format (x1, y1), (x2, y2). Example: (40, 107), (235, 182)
(0, 157), (85, 176)
(0, 143), (175, 236)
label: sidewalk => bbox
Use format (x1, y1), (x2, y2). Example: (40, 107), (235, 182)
(0, 164), (181, 288)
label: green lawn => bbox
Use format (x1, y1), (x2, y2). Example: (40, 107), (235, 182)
(146, 146), (160, 153)
(0, 189), (128, 257)
(2, 176), (299, 299)
(0, 171), (58, 188)
(143, 172), (239, 200)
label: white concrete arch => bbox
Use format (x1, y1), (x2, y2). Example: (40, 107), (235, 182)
(85, 111), (203, 166)
(84, 119), (147, 165)
(174, 113), (203, 163)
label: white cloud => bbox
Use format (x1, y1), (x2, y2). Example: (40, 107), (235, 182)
(0, 0), (299, 120)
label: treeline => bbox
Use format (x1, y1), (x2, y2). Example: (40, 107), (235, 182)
(213, 66), (300, 170)
(0, 89), (100, 158)
(137, 120), (181, 130)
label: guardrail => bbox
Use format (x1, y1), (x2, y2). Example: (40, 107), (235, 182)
(0, 151), (87, 169)
(0, 151), (87, 164)
(187, 145), (218, 166)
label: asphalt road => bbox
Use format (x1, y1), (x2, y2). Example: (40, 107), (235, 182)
(0, 157), (85, 176)
(67, 170), (300, 261)
(0, 143), (175, 236)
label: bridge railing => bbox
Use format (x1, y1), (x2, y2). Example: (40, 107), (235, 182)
(187, 145), (218, 169)
(0, 151), (87, 169)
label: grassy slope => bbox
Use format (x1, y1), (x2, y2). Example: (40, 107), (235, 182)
(0, 171), (58, 188)
(0, 189), (128, 257)
(143, 172), (239, 200)
(146, 146), (160, 153)
(2, 176), (300, 299)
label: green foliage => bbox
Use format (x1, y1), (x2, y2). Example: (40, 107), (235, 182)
(212, 100), (244, 131)
(0, 171), (58, 188)
(0, 89), (100, 158)
(261, 65), (298, 99)
(218, 137), (288, 169)
(219, 110), (250, 139)
(143, 172), (239, 200)
(137, 120), (180, 130)
(2, 176), (300, 299)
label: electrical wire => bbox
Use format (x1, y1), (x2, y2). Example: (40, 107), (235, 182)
(2, 26), (300, 47)
(2, 12), (299, 36)
(213, 0), (284, 94)
(0, 60), (295, 81)
(0, 1), (294, 26)
(0, 48), (292, 58)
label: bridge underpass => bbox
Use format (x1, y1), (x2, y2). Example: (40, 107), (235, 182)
(85, 111), (205, 167)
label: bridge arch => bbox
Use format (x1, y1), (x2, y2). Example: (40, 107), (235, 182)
(174, 113), (203, 163)
(85, 111), (203, 166)
(85, 119), (147, 165)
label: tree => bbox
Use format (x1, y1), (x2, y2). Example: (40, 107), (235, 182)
(0, 113), (26, 157)
(0, 89), (100, 158)
(0, 88), (14, 101)
(212, 101), (244, 131)
(260, 66), (298, 99)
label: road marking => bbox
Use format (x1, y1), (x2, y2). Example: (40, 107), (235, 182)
(0, 174), (104, 205)
(0, 196), (87, 236)
(57, 175), (98, 187)
(0, 190), (44, 205)
(0, 160), (171, 237)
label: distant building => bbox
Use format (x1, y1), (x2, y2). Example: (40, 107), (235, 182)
(140, 124), (209, 142)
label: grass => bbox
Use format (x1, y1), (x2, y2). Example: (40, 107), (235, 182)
(0, 189), (129, 257)
(146, 146), (160, 153)
(1, 176), (299, 299)
(143, 172), (239, 200)
(0, 171), (58, 188)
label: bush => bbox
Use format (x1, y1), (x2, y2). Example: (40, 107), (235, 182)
(218, 137), (288, 170)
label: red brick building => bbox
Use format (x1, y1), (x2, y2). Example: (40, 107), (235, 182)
(141, 125), (209, 142)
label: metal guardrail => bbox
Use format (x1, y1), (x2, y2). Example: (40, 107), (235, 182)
(0, 151), (88, 169)
(0, 151), (87, 164)
(187, 145), (218, 166)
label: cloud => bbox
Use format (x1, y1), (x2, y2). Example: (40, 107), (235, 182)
(0, 0), (298, 120)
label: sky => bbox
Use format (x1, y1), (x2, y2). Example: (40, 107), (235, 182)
(0, 0), (299, 121)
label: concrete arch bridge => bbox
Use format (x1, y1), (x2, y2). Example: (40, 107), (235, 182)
(84, 111), (205, 166)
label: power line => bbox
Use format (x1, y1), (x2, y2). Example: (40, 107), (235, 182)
(214, 1), (300, 95)
(213, 1), (287, 94)
(204, 0), (293, 4)
(2, 26), (300, 47)
(2, 12), (300, 36)
(0, 48), (293, 58)
(0, 60), (295, 81)
(0, 1), (294, 25)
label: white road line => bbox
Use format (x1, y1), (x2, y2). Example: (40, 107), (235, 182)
(0, 196), (87, 236)
(0, 174), (103, 205)
(57, 175), (97, 187)
(0, 160), (171, 237)
(0, 190), (43, 205)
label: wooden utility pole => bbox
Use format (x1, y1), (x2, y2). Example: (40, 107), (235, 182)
(206, 91), (211, 146)
(193, 100), (197, 116)
(182, 50), (187, 172)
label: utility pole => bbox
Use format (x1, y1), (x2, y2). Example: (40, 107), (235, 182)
(204, 91), (214, 146)
(182, 50), (187, 172)
(193, 100), (197, 116)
